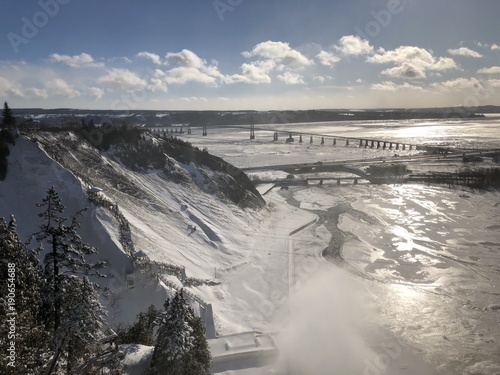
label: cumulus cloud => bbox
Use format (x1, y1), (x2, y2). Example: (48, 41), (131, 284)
(491, 44), (499, 51)
(447, 47), (483, 58)
(225, 60), (275, 84)
(0, 76), (23, 97)
(316, 51), (340, 67)
(98, 68), (147, 91)
(88, 87), (104, 100)
(433, 77), (483, 90)
(371, 81), (424, 91)
(180, 96), (208, 102)
(166, 49), (205, 68)
(313, 75), (332, 83)
(163, 67), (219, 85)
(488, 79), (500, 87)
(137, 51), (162, 65)
(45, 78), (80, 98)
(158, 49), (224, 86)
(277, 71), (305, 85)
(477, 66), (500, 74)
(333, 35), (373, 56)
(367, 46), (458, 79)
(381, 62), (426, 79)
(242, 41), (313, 67)
(49, 53), (104, 68)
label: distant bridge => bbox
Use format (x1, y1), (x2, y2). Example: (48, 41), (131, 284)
(148, 124), (450, 154)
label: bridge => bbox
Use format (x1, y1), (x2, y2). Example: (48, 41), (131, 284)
(148, 124), (452, 154)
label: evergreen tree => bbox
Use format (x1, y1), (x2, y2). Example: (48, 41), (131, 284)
(0, 216), (49, 375)
(35, 187), (105, 333)
(35, 187), (107, 374)
(148, 290), (211, 375)
(51, 276), (106, 374)
(117, 304), (161, 346)
(1, 102), (16, 129)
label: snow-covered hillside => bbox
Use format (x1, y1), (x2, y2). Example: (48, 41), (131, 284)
(0, 132), (293, 335)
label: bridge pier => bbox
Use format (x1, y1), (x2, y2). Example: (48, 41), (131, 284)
(402, 144), (406, 150)
(359, 139), (363, 147)
(345, 139), (349, 146)
(187, 126), (191, 135)
(383, 142), (386, 150)
(364, 140), (368, 148)
(333, 138), (336, 146)
(409, 145), (413, 150)
(299, 134), (303, 143)
(310, 136), (313, 144)
(377, 141), (380, 149)
(337, 179), (341, 185)
(203, 125), (207, 136)
(273, 131), (279, 141)
(250, 124), (255, 140)
(371, 140), (374, 148)
(353, 178), (358, 185)
(389, 142), (392, 150)
(319, 179), (323, 185)
(321, 137), (325, 145)
(395, 143), (399, 150)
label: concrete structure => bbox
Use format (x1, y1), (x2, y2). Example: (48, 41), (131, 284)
(209, 331), (279, 373)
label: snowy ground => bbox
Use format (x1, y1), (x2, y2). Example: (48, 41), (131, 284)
(2, 117), (499, 374)
(180, 117), (500, 374)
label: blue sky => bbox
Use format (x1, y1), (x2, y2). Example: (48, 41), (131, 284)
(0, 0), (499, 110)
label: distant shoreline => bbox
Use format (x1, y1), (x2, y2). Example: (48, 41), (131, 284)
(11, 106), (495, 128)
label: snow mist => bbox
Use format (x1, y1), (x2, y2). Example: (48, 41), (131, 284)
(276, 268), (376, 375)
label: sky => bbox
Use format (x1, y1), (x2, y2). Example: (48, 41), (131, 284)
(0, 0), (499, 111)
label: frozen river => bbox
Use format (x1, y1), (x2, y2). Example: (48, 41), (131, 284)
(181, 117), (500, 374)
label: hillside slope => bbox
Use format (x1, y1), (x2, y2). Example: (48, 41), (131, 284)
(0, 131), (268, 329)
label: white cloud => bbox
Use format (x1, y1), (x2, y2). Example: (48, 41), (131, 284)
(488, 79), (500, 87)
(333, 35), (373, 56)
(242, 41), (313, 67)
(316, 51), (340, 67)
(431, 57), (458, 71)
(313, 75), (332, 83)
(277, 71), (305, 85)
(164, 67), (219, 85)
(88, 87), (104, 100)
(49, 53), (104, 68)
(371, 81), (424, 91)
(225, 60), (275, 84)
(381, 62), (426, 79)
(433, 77), (483, 90)
(0, 76), (22, 97)
(161, 49), (223, 86)
(490, 44), (499, 51)
(368, 46), (458, 79)
(447, 47), (483, 58)
(166, 49), (205, 68)
(137, 51), (162, 65)
(477, 66), (500, 75)
(45, 78), (80, 98)
(180, 96), (208, 102)
(98, 68), (147, 91)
